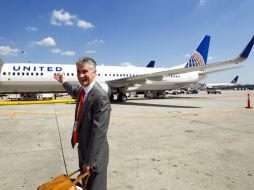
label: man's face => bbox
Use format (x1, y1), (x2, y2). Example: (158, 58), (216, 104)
(77, 63), (96, 87)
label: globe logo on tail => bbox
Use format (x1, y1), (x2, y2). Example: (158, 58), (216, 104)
(185, 51), (205, 68)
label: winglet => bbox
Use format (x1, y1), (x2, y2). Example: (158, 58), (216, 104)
(185, 35), (210, 68)
(146, 61), (155, 68)
(240, 36), (254, 58)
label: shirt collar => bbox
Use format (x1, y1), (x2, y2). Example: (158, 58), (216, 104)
(84, 80), (96, 96)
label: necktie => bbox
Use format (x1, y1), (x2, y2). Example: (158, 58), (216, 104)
(72, 88), (85, 146)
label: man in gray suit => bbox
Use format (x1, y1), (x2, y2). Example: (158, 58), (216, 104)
(54, 57), (111, 190)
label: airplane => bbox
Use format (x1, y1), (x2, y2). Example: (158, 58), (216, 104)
(205, 76), (239, 89)
(0, 35), (253, 102)
(234, 83), (254, 90)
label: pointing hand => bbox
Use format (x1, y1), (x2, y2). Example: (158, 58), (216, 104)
(54, 73), (64, 83)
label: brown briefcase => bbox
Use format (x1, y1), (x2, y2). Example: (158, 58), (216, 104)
(37, 169), (90, 190)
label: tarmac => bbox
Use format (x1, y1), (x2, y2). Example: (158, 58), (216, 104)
(0, 90), (254, 190)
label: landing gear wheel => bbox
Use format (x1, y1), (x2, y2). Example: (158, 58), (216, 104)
(117, 93), (127, 102)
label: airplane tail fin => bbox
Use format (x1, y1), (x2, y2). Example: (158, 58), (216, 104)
(146, 61), (155, 68)
(185, 35), (210, 68)
(230, 76), (239, 84)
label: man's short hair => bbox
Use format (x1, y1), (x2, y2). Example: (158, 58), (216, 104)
(76, 57), (96, 70)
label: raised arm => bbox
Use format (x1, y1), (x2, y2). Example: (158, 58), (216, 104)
(54, 73), (80, 98)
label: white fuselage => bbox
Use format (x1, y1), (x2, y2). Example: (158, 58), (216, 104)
(0, 62), (205, 94)
(205, 83), (237, 88)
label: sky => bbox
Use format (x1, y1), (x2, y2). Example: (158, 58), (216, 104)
(0, 0), (253, 83)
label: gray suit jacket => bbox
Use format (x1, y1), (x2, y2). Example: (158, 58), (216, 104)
(63, 81), (111, 172)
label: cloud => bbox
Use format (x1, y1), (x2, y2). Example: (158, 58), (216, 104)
(0, 46), (20, 56)
(199, 0), (206, 6)
(51, 48), (62, 54)
(51, 9), (94, 30)
(33, 37), (56, 46)
(85, 50), (96, 54)
(61, 51), (75, 56)
(87, 39), (104, 46)
(25, 26), (38, 32)
(51, 48), (75, 56)
(185, 54), (191, 58)
(77, 19), (94, 30)
(120, 62), (134, 66)
(51, 9), (76, 26)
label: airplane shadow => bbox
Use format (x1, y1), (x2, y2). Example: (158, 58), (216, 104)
(111, 99), (201, 108)
(127, 95), (210, 101)
(117, 102), (201, 108)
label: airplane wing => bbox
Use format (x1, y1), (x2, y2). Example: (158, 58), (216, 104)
(199, 66), (243, 76)
(108, 35), (254, 87)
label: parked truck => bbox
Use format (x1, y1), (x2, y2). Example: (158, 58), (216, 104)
(8, 93), (55, 101)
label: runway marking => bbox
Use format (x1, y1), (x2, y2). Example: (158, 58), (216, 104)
(111, 108), (254, 120)
(0, 108), (253, 119)
(0, 99), (75, 105)
(0, 110), (72, 117)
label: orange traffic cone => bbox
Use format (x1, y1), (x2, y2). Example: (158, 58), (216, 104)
(246, 93), (252, 109)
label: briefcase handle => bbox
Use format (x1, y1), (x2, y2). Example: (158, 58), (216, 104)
(67, 169), (81, 178)
(67, 169), (94, 189)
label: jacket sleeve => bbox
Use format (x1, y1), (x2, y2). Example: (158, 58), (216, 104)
(63, 81), (81, 99)
(85, 94), (111, 168)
